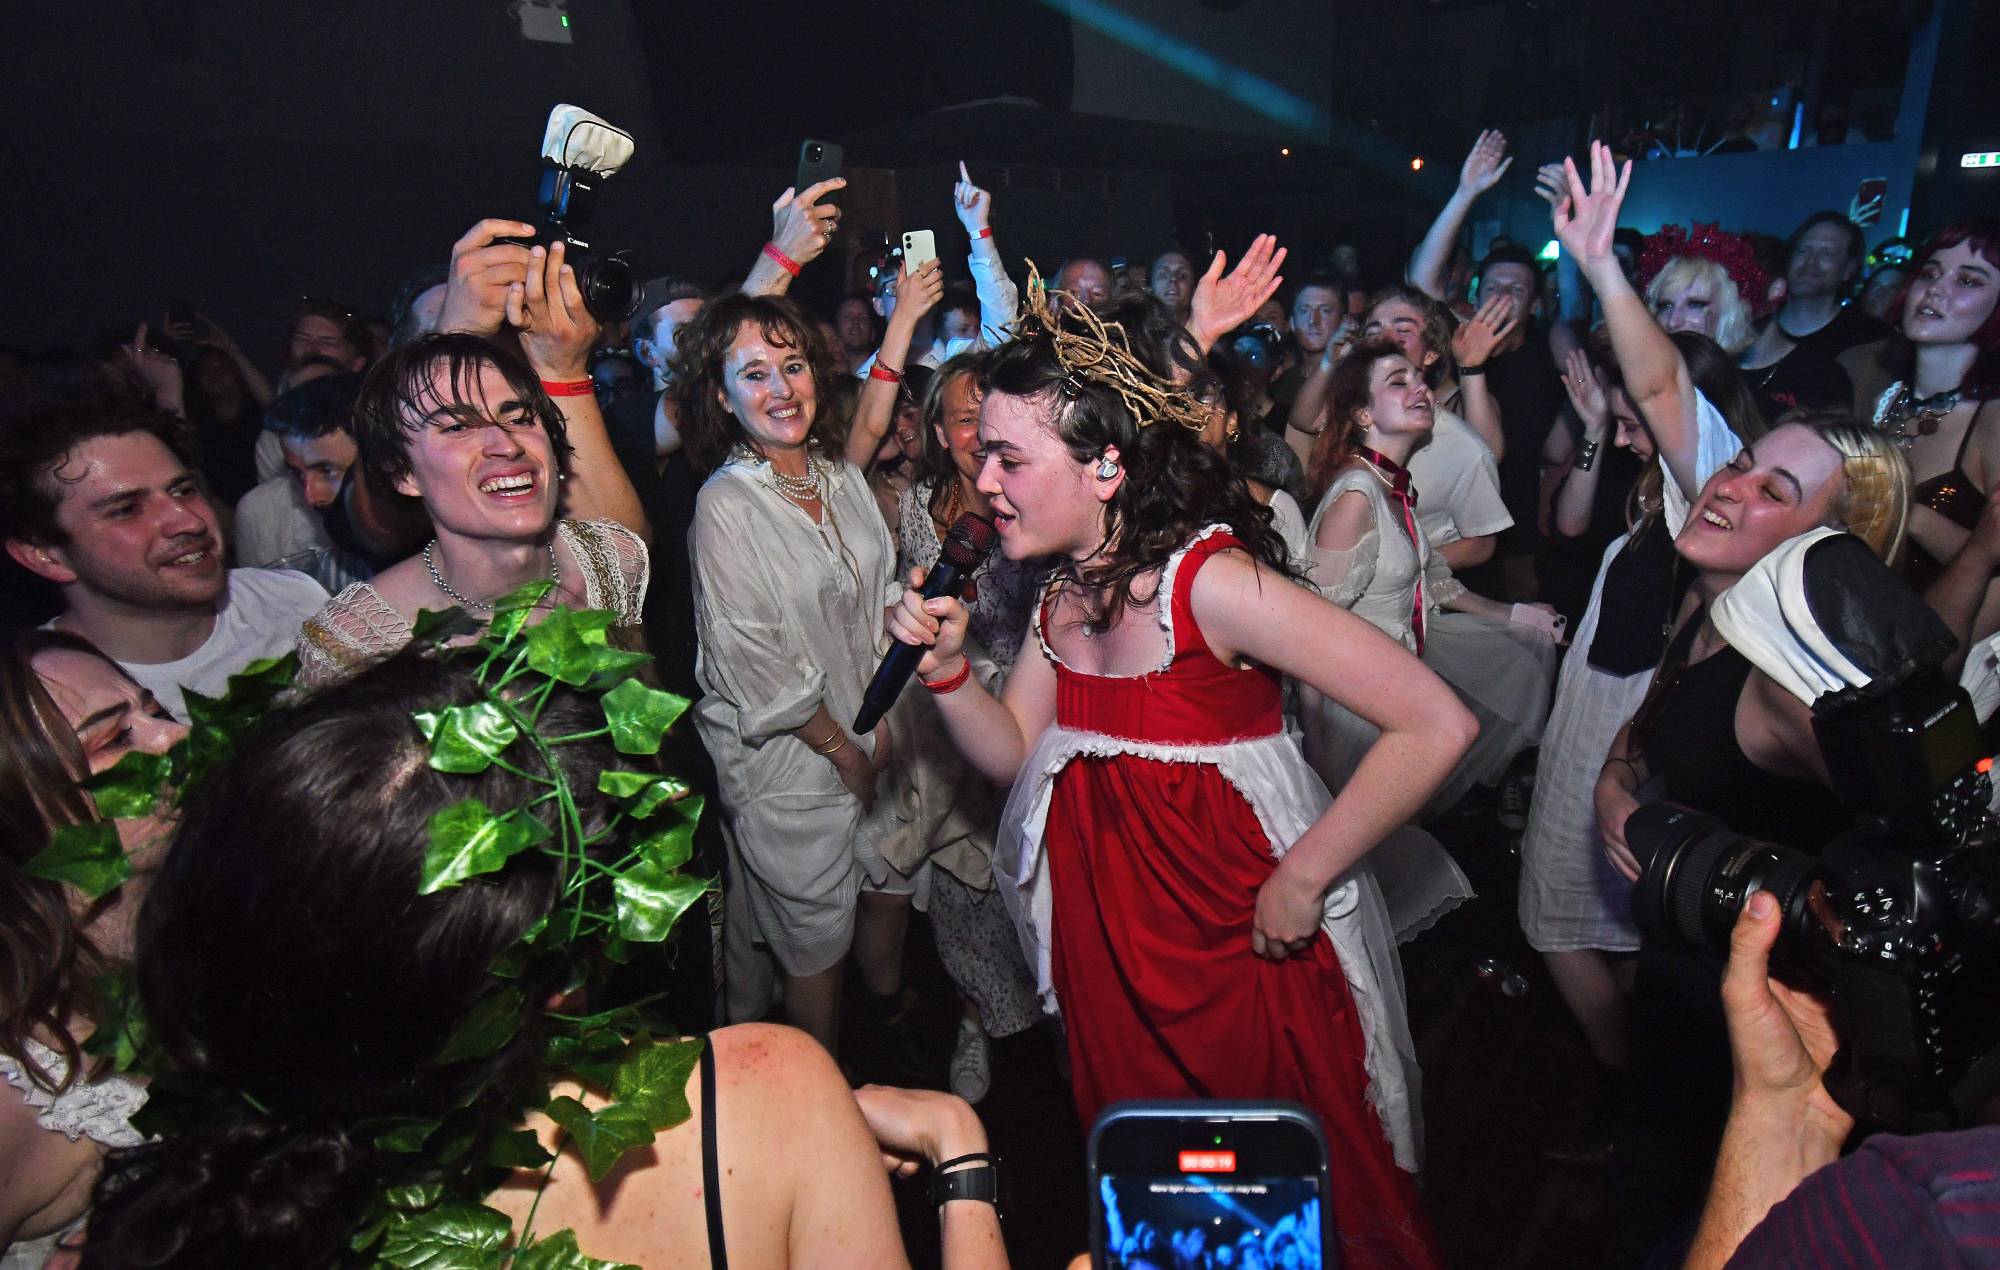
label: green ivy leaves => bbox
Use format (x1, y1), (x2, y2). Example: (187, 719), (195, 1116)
(613, 863), (711, 944)
(511, 1229), (639, 1270)
(420, 802), (548, 895)
(524, 609), (649, 686)
(415, 702), (522, 774)
(541, 1096), (656, 1182)
(598, 679), (689, 755)
(23, 821), (130, 897)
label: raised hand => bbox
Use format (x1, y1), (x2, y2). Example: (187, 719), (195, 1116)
(1189, 233), (1288, 354)
(439, 218), (538, 336)
(770, 178), (847, 268)
(506, 241), (600, 381)
(952, 160), (992, 236)
(889, 258), (945, 330)
(1560, 347), (1609, 428)
(1450, 292), (1519, 370)
(1531, 161), (1567, 210)
(1551, 140), (1632, 272)
(121, 323), (185, 413)
(1458, 128), (1515, 198)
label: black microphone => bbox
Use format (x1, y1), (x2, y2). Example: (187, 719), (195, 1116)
(854, 513), (999, 734)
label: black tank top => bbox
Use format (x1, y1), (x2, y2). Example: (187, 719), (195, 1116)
(1587, 515), (1689, 676)
(1639, 618), (1849, 853)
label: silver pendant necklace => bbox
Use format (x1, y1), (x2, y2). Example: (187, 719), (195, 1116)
(424, 539), (560, 612)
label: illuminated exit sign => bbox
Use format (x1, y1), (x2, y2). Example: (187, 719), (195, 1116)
(1964, 152), (2000, 169)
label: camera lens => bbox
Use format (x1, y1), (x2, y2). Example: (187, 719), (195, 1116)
(1628, 803), (1822, 957)
(577, 252), (640, 323)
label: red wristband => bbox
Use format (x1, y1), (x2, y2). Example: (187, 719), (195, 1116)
(919, 657), (972, 695)
(869, 362), (904, 384)
(762, 242), (802, 277)
(540, 378), (595, 397)
(975, 227), (993, 240)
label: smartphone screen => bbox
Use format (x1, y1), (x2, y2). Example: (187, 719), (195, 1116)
(1091, 1102), (1332, 1269)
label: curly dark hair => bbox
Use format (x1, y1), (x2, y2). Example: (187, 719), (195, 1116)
(348, 333), (571, 497)
(978, 317), (1296, 635)
(671, 292), (848, 475)
(81, 651), (623, 1269)
(0, 360), (194, 548)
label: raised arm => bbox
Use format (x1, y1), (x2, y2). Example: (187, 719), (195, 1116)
(743, 179), (848, 298)
(1552, 143), (1701, 499)
(1193, 551), (1477, 957)
(1552, 348), (1614, 538)
(1188, 234), (1288, 356)
(1532, 162), (1593, 365)
(511, 241), (650, 542)
(953, 163), (1019, 345)
(1448, 294), (1515, 457)
(847, 259), (944, 472)
(1408, 129), (1514, 301)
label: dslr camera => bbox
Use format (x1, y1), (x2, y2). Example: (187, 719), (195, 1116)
(515, 104), (641, 323)
(1629, 530), (2000, 1132)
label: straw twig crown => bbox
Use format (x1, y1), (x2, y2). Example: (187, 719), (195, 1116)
(1014, 260), (1209, 434)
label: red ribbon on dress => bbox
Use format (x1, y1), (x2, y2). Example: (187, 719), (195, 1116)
(1359, 447), (1424, 654)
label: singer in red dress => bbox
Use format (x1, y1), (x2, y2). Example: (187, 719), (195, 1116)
(888, 290), (1474, 1269)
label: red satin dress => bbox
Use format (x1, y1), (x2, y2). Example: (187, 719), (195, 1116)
(1039, 531), (1438, 1269)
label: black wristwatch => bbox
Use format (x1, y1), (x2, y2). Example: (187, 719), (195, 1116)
(930, 1152), (1001, 1212)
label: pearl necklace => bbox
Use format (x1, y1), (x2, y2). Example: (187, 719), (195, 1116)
(424, 539), (560, 612)
(766, 453), (825, 504)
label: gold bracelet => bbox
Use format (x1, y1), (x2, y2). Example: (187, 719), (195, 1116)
(808, 731), (849, 756)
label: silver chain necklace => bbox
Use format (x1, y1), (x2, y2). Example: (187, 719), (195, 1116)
(423, 539), (560, 612)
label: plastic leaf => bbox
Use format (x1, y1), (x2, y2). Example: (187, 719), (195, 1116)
(523, 609), (619, 685)
(545, 1029), (631, 1088)
(410, 605), (483, 645)
(598, 679), (689, 756)
(416, 702), (521, 774)
(596, 771), (689, 820)
(612, 863), (710, 943)
(83, 968), (149, 1071)
(420, 801), (540, 894)
(630, 797), (703, 873)
(484, 1127), (556, 1171)
(612, 1038), (702, 1131)
(375, 1199), (511, 1269)
(81, 749), (171, 819)
(542, 1096), (655, 1182)
(512, 1228), (639, 1270)
(436, 987), (524, 1065)
(23, 821), (130, 897)
(367, 1115), (442, 1153)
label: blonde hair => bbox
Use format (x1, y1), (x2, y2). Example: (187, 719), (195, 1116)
(1646, 257), (1757, 356)
(1812, 421), (1910, 567)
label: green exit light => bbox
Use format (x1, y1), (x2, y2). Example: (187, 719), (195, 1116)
(560, 13), (569, 25)
(1963, 152), (2000, 169)
(1538, 239), (1561, 262)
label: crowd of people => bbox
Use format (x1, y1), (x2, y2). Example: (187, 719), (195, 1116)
(0, 124), (1995, 1270)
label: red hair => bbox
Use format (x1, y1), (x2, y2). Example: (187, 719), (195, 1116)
(1895, 219), (2000, 400)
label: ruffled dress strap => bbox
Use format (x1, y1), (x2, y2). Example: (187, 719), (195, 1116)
(1, 1038), (146, 1149)
(1157, 523), (1244, 661)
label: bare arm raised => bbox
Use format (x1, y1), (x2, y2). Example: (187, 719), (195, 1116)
(1408, 129), (1513, 301)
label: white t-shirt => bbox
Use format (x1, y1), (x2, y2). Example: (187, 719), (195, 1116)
(233, 475), (330, 569)
(115, 568), (330, 721)
(1406, 406), (1512, 549)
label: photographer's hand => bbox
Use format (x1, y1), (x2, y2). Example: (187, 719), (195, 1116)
(508, 241), (599, 381)
(439, 219), (538, 336)
(1684, 892), (1853, 1270)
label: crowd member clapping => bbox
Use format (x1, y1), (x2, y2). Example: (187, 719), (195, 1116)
(0, 632), (180, 1262)
(296, 227), (649, 687)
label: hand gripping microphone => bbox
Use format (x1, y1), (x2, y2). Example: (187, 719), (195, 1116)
(854, 513), (999, 734)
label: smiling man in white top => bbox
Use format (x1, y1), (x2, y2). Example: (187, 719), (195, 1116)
(3, 399), (328, 721)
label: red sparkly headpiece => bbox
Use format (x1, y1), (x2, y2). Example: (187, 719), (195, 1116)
(1638, 223), (1775, 318)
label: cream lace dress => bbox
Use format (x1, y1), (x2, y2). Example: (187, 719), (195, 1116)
(2, 1040), (146, 1269)
(293, 519), (649, 688)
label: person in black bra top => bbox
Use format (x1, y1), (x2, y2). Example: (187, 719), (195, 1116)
(1868, 220), (2000, 589)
